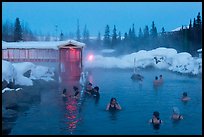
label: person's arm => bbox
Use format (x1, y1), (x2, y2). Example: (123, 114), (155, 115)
(180, 115), (184, 119)
(116, 103), (122, 110)
(106, 103), (110, 110)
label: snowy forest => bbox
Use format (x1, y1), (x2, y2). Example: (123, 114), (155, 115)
(2, 12), (202, 56)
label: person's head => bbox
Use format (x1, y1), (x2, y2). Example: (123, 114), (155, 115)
(73, 86), (79, 92)
(94, 86), (99, 92)
(173, 107), (180, 115)
(153, 111), (160, 119)
(159, 75), (162, 78)
(183, 92), (187, 97)
(110, 97), (117, 104)
(155, 76), (158, 80)
(63, 88), (66, 94)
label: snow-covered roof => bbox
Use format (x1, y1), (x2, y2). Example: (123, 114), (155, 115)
(197, 49), (202, 52)
(2, 40), (85, 50)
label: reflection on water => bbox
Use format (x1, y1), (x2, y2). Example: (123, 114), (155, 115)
(64, 97), (81, 134)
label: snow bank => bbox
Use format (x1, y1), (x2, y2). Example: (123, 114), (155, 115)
(85, 47), (202, 75)
(2, 60), (55, 86)
(2, 60), (17, 83)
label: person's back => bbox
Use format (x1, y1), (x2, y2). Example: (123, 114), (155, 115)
(181, 92), (191, 101)
(62, 88), (67, 97)
(149, 111), (163, 130)
(159, 75), (163, 84)
(93, 86), (100, 98)
(153, 76), (160, 86)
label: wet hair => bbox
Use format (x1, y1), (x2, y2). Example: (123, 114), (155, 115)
(155, 76), (158, 80)
(63, 89), (66, 94)
(110, 97), (117, 103)
(153, 111), (160, 119)
(88, 82), (92, 86)
(183, 92), (187, 97)
(73, 86), (79, 91)
(94, 86), (99, 92)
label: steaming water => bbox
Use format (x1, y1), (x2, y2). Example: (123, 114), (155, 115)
(10, 68), (202, 135)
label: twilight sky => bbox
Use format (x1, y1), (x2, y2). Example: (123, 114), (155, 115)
(2, 2), (202, 37)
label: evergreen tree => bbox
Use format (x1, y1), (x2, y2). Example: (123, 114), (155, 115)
(193, 18), (196, 28)
(111, 25), (117, 48)
(2, 20), (11, 41)
(117, 31), (121, 43)
(128, 28), (132, 40)
(97, 32), (102, 47)
(60, 31), (64, 41)
(76, 19), (81, 41)
(124, 32), (128, 41)
(196, 12), (201, 28)
(103, 25), (111, 48)
(161, 27), (165, 34)
(132, 24), (136, 39)
(143, 25), (150, 49)
(143, 25), (149, 38)
(138, 27), (143, 38)
(189, 19), (192, 30)
(150, 21), (158, 38)
(82, 25), (90, 44)
(83, 25), (87, 41)
(14, 17), (23, 42)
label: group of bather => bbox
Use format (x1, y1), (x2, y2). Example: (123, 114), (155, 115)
(150, 75), (191, 129)
(61, 74), (191, 130)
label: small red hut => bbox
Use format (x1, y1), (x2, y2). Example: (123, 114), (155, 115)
(58, 40), (85, 87)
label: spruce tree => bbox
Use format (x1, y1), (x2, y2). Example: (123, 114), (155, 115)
(76, 19), (81, 41)
(97, 32), (101, 47)
(14, 17), (23, 42)
(112, 25), (117, 48)
(60, 32), (64, 41)
(138, 27), (143, 38)
(103, 25), (111, 48)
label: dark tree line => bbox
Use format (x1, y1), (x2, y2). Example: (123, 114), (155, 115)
(93, 12), (201, 56)
(2, 18), (37, 42)
(2, 12), (201, 56)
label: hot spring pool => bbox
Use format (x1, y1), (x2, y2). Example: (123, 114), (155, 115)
(10, 68), (202, 135)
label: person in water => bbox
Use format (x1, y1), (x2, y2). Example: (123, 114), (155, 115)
(171, 107), (183, 120)
(181, 92), (191, 101)
(85, 82), (94, 95)
(153, 76), (160, 86)
(159, 74), (163, 84)
(72, 86), (80, 99)
(149, 111), (163, 129)
(106, 98), (122, 111)
(62, 88), (67, 97)
(93, 86), (100, 98)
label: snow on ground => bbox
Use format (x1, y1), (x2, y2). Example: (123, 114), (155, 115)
(2, 60), (17, 83)
(2, 46), (202, 92)
(2, 60), (55, 87)
(85, 47), (202, 75)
